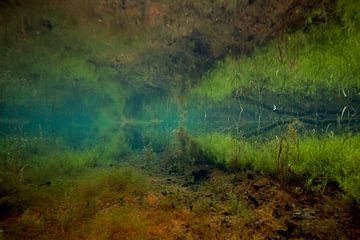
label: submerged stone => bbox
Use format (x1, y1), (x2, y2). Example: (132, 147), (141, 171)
(248, 194), (260, 207)
(253, 177), (271, 190)
(191, 169), (211, 183)
(291, 208), (316, 220)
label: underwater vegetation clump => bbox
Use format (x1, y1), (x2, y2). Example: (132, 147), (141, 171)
(0, 166), (149, 239)
(0, 133), (131, 182)
(194, 130), (360, 203)
(192, 0), (360, 102)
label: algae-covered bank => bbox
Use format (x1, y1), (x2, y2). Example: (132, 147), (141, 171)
(0, 0), (360, 239)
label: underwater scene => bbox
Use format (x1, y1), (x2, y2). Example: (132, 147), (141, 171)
(0, 0), (360, 239)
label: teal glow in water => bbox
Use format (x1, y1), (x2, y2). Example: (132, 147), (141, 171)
(0, 86), (118, 148)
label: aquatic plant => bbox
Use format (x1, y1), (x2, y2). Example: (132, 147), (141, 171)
(1, 166), (149, 239)
(143, 143), (154, 166)
(0, 133), (131, 183)
(227, 192), (252, 219)
(276, 122), (301, 188)
(0, 0), (359, 238)
(191, 1), (360, 102)
(195, 133), (275, 173)
(194, 132), (360, 202)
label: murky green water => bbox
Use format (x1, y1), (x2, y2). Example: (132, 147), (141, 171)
(0, 1), (360, 238)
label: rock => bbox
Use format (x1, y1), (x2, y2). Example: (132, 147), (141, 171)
(183, 224), (190, 229)
(222, 211), (231, 216)
(248, 194), (260, 207)
(231, 176), (242, 184)
(272, 209), (281, 219)
(276, 227), (288, 235)
(291, 208), (315, 220)
(276, 222), (297, 237)
(168, 165), (183, 175)
(38, 19), (53, 33)
(220, 196), (230, 201)
(247, 173), (255, 180)
(39, 181), (51, 187)
(221, 219), (231, 228)
(161, 190), (173, 196)
(253, 177), (271, 189)
(119, 197), (125, 206)
(284, 202), (293, 211)
(191, 169), (210, 183)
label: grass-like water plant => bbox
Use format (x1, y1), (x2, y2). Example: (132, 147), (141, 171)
(194, 131), (360, 202)
(191, 1), (360, 102)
